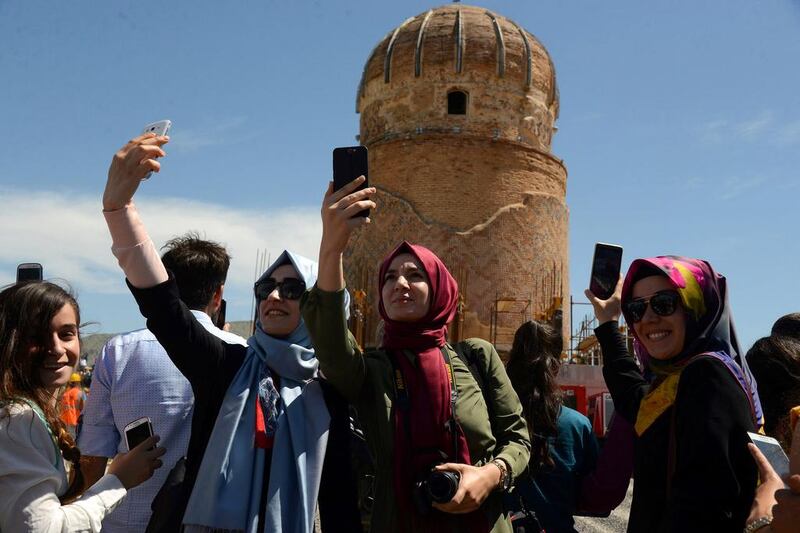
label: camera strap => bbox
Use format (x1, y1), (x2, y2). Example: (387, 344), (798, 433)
(389, 348), (460, 458)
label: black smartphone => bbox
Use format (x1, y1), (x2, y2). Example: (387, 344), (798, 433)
(333, 145), (370, 218)
(124, 416), (154, 451)
(16, 263), (43, 283)
(589, 243), (623, 300)
(215, 299), (227, 330)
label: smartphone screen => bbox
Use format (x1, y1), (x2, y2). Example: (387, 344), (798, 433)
(749, 432), (790, 481)
(125, 418), (153, 451)
(16, 263), (43, 283)
(333, 146), (370, 218)
(590, 243), (623, 300)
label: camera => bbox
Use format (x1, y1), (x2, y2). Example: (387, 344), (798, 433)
(411, 467), (461, 514)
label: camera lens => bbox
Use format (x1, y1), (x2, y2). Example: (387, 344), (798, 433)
(426, 470), (460, 503)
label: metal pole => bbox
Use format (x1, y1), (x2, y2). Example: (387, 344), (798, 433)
(569, 295), (574, 363)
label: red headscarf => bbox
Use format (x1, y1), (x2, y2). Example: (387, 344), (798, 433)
(379, 242), (487, 532)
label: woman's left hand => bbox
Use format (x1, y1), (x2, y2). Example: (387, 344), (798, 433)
(431, 463), (501, 514)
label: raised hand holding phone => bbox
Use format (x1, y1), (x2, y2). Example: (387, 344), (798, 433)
(104, 129), (169, 211)
(317, 176), (377, 293)
(584, 243), (624, 324)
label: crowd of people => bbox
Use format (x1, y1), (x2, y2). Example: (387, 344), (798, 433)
(0, 131), (799, 532)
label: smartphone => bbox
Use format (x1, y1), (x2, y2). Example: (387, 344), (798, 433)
(589, 243), (623, 300)
(141, 120), (172, 179)
(332, 145), (370, 218)
(124, 416), (154, 451)
(16, 263), (43, 283)
(748, 432), (790, 483)
(215, 299), (227, 330)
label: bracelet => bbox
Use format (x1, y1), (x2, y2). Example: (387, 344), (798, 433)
(743, 515), (773, 533)
(490, 458), (511, 492)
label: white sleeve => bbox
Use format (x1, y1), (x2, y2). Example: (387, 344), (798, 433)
(0, 406), (127, 533)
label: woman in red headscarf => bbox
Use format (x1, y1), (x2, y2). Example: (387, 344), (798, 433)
(301, 179), (530, 533)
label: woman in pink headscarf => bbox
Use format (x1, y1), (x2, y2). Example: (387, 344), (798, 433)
(586, 255), (763, 532)
(301, 178), (531, 533)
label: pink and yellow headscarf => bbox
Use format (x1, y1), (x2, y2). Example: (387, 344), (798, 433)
(620, 256), (763, 435)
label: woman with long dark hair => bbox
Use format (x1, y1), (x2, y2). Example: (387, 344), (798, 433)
(746, 335), (800, 449)
(0, 281), (164, 532)
(301, 178), (531, 532)
(505, 320), (598, 532)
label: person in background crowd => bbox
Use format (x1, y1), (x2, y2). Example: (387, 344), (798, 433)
(586, 256), (762, 532)
(302, 177), (531, 532)
(0, 281), (165, 532)
(505, 320), (599, 532)
(78, 233), (247, 533)
(101, 133), (361, 533)
(772, 313), (800, 340)
(59, 372), (85, 438)
(746, 335), (800, 449)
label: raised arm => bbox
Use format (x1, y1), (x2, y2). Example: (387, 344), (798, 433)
(102, 133), (169, 287)
(101, 135), (235, 385)
(316, 177), (376, 293)
(586, 279), (649, 422)
(301, 178), (376, 402)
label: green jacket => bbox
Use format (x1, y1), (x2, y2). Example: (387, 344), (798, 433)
(302, 286), (531, 533)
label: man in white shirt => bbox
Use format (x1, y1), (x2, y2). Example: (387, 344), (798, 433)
(78, 233), (247, 533)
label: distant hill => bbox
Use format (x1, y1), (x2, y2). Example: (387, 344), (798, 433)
(80, 321), (253, 367)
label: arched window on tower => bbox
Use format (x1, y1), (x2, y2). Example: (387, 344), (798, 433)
(447, 90), (468, 115)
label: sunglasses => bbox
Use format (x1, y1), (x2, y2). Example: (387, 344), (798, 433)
(254, 277), (306, 301)
(623, 290), (680, 323)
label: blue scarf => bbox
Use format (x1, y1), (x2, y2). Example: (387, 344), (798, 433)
(183, 251), (340, 533)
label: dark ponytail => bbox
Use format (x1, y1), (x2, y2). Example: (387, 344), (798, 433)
(57, 425), (85, 503)
(506, 320), (563, 473)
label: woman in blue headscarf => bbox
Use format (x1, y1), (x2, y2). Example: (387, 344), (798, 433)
(101, 134), (361, 533)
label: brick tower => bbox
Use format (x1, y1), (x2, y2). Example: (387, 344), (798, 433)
(346, 4), (568, 350)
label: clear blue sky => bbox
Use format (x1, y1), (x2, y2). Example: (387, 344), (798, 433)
(1, 1), (798, 351)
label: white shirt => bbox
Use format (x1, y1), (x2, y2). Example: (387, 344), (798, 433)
(0, 402), (127, 532)
(77, 311), (246, 533)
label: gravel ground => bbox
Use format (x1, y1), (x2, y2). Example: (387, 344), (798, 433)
(574, 481), (632, 533)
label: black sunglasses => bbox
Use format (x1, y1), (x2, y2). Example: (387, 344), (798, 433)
(623, 290), (680, 323)
(254, 277), (306, 301)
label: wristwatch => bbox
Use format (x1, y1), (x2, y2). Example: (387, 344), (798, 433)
(490, 458), (512, 492)
(743, 516), (773, 533)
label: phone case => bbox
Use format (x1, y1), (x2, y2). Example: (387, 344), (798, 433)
(141, 120), (171, 179)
